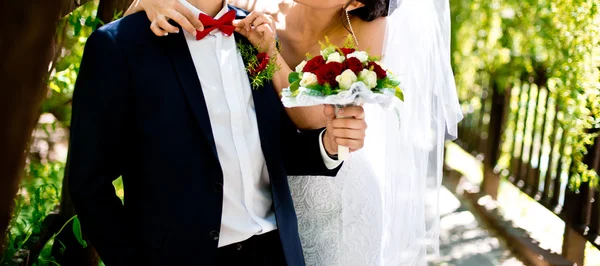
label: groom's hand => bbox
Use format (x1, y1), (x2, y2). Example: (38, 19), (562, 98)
(323, 105), (367, 155)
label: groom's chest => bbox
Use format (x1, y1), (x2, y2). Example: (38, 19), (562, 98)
(185, 34), (262, 142)
(186, 34), (256, 119)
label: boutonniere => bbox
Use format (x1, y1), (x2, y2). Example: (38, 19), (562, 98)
(237, 41), (278, 90)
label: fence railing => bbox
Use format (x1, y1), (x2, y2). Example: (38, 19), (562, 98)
(455, 74), (599, 265)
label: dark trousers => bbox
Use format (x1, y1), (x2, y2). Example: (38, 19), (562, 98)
(217, 230), (287, 266)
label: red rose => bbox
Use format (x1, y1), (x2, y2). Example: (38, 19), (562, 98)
(343, 57), (364, 74)
(316, 62), (343, 86)
(250, 52), (269, 76)
(302, 55), (325, 73)
(339, 48), (356, 56)
(368, 62), (387, 79)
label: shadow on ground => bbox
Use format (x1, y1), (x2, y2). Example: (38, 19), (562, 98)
(427, 187), (524, 266)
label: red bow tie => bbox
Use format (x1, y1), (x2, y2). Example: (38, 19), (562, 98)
(196, 10), (236, 40)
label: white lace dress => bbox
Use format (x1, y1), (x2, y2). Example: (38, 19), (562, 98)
(288, 105), (386, 266)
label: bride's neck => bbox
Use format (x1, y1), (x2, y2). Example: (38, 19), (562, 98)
(286, 4), (346, 40)
(186, 0), (223, 17)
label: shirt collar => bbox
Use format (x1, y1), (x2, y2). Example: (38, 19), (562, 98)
(178, 0), (229, 20)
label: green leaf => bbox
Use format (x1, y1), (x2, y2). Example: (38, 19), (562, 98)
(291, 88), (301, 97)
(395, 87), (404, 101)
(288, 72), (301, 84)
(72, 217), (87, 248)
(289, 80), (300, 92)
(49, 83), (61, 93)
(388, 77), (401, 87)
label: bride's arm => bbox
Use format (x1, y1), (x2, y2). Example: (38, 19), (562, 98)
(270, 54), (328, 130)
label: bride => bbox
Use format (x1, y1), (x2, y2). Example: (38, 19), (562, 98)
(126, 0), (461, 265)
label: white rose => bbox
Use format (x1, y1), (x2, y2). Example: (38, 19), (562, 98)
(326, 52), (345, 63)
(347, 51), (369, 63)
(300, 72), (318, 87)
(320, 46), (337, 59)
(358, 69), (378, 89)
(335, 69), (358, 91)
(295, 60), (307, 73)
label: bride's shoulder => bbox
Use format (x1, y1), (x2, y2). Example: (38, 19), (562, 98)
(354, 17), (387, 56)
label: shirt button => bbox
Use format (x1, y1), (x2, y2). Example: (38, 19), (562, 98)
(209, 230), (219, 241)
(236, 243), (243, 251)
(213, 182), (223, 192)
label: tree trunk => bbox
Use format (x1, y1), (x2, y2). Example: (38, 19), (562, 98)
(97, 0), (134, 24)
(0, 0), (72, 251)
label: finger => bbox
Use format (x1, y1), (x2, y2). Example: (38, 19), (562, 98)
(323, 105), (335, 121)
(244, 12), (263, 31)
(332, 118), (367, 130)
(157, 15), (180, 34)
(234, 26), (250, 38)
(331, 128), (366, 140)
(264, 14), (275, 29)
(252, 16), (270, 27)
(150, 20), (169, 36)
(337, 106), (365, 119)
(174, 2), (203, 31)
(334, 138), (364, 150)
(256, 23), (274, 33)
(233, 17), (253, 32)
(233, 19), (245, 29)
(167, 9), (196, 35)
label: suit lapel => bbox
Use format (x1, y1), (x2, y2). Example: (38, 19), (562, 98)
(164, 33), (218, 160)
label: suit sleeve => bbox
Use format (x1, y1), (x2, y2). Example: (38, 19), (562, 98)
(280, 106), (342, 176)
(68, 28), (135, 266)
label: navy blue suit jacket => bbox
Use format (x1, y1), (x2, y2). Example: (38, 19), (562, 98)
(68, 7), (339, 266)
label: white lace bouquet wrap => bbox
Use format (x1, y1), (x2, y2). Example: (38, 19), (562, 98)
(281, 39), (404, 159)
(282, 81), (400, 108)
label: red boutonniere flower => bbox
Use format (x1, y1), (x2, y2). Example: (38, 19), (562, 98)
(249, 52), (269, 76)
(368, 62), (387, 79)
(238, 41), (279, 90)
(303, 55), (326, 73)
(316, 62), (343, 86)
(344, 57), (364, 74)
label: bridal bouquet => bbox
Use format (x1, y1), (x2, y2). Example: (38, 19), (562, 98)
(281, 38), (404, 159)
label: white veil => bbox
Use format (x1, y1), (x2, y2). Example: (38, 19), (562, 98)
(343, 0), (462, 264)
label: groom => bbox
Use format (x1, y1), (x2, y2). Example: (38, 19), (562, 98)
(67, 0), (367, 265)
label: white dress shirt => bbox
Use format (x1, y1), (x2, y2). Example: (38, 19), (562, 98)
(179, 0), (342, 247)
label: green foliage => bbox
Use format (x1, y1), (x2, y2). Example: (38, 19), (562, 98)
(237, 41), (279, 90)
(71, 216), (87, 248)
(1, 162), (64, 265)
(450, 0), (600, 188)
(44, 1), (100, 125)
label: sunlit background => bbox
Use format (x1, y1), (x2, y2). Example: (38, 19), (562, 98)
(1, 0), (599, 265)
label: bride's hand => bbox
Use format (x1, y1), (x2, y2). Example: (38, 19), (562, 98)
(233, 12), (277, 54)
(323, 105), (367, 154)
(126, 0), (203, 37)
